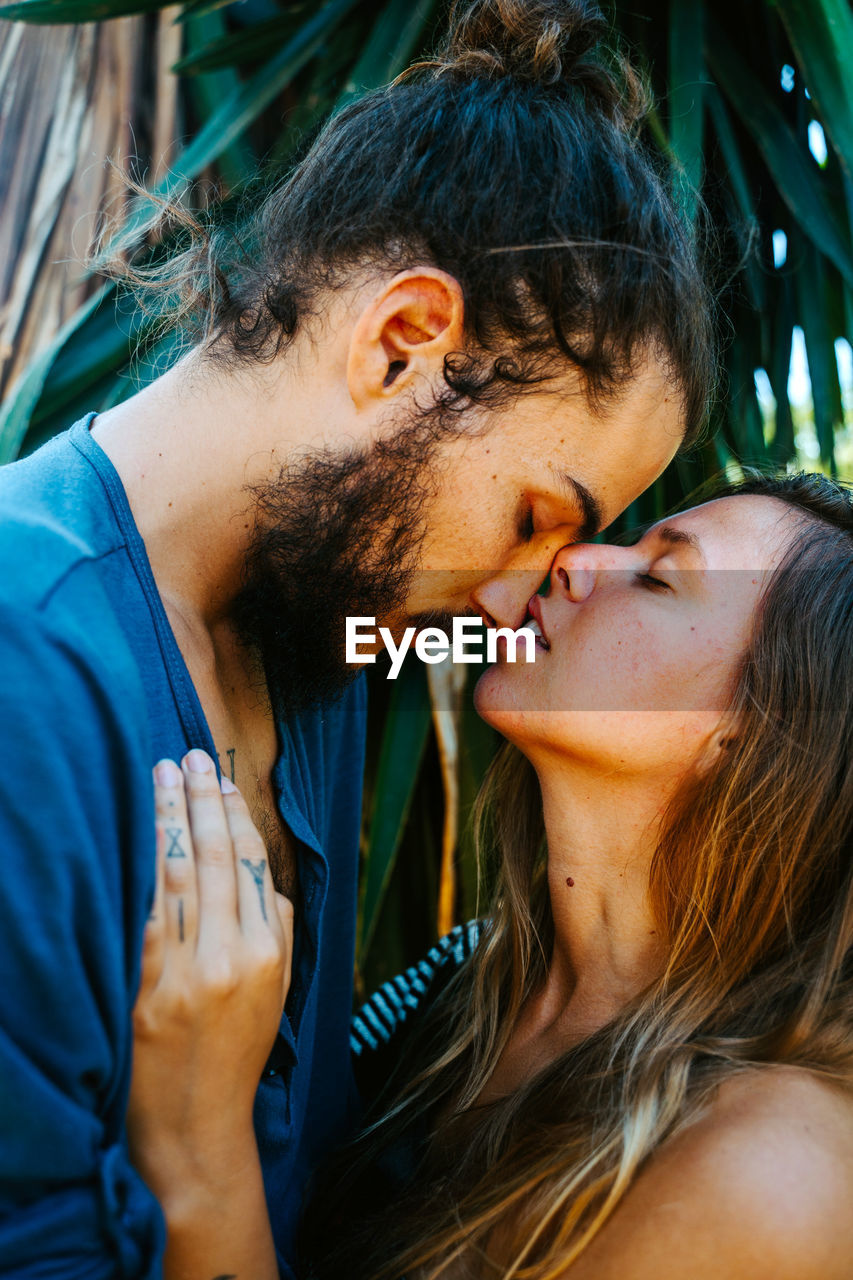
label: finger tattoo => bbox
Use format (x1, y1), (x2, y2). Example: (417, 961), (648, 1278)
(178, 898), (185, 942)
(240, 858), (269, 923)
(165, 827), (186, 859)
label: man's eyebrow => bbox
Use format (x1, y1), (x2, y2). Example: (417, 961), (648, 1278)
(556, 471), (603, 541)
(654, 525), (706, 561)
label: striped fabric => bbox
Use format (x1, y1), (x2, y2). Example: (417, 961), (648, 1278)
(351, 919), (483, 1057)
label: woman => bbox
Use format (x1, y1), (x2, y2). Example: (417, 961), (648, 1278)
(130, 471), (853, 1279)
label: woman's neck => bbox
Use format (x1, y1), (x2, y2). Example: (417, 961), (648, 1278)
(470, 761), (673, 1107)
(529, 763), (670, 1046)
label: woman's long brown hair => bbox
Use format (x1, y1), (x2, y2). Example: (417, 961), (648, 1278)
(303, 472), (853, 1280)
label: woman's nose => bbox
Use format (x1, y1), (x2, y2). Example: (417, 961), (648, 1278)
(547, 542), (634, 602)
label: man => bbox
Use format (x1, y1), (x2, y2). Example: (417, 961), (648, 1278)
(0, 2), (712, 1275)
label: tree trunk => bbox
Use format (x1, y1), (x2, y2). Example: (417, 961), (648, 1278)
(0, 13), (182, 403)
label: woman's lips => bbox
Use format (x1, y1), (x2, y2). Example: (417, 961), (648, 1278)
(525, 593), (550, 651)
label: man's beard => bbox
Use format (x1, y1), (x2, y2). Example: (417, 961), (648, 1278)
(230, 418), (442, 716)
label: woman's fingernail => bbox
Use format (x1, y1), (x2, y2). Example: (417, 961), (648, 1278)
(154, 759), (182, 787)
(220, 776), (238, 794)
(184, 749), (212, 773)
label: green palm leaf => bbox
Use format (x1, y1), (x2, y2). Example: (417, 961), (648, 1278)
(358, 660), (432, 961)
(706, 25), (853, 288)
(668, 0), (705, 202)
(173, 12), (307, 75)
(336, 0), (438, 107)
(0, 0), (170, 21)
(777, 0), (853, 179)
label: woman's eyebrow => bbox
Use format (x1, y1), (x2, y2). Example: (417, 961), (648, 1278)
(653, 525), (706, 562)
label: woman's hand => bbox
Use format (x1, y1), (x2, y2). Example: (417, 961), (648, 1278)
(127, 748), (292, 1278)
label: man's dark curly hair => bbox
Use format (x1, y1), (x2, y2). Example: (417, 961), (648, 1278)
(114, 0), (716, 443)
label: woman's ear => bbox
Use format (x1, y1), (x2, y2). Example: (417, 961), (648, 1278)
(697, 721), (739, 774)
(346, 268), (465, 410)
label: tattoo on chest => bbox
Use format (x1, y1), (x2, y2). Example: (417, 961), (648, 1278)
(217, 746), (237, 782)
(240, 858), (268, 922)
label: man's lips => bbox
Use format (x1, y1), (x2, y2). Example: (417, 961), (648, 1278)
(524, 592), (550, 651)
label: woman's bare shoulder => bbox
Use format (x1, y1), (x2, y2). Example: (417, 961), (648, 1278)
(708, 1062), (853, 1136)
(564, 1066), (853, 1280)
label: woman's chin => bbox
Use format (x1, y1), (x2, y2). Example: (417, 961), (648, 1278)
(473, 659), (536, 736)
(473, 662), (510, 729)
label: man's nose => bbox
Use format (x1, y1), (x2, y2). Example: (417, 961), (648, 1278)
(470, 566), (549, 631)
(547, 542), (635, 602)
(469, 529), (622, 631)
(469, 531), (577, 630)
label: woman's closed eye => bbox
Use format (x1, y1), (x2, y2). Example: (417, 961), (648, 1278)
(635, 571), (672, 592)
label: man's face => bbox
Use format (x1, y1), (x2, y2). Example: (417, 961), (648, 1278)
(399, 357), (683, 632)
(231, 357), (682, 714)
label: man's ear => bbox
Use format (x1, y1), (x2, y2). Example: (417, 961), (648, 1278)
(347, 268), (465, 410)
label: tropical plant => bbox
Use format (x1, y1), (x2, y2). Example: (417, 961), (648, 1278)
(1, 0), (852, 992)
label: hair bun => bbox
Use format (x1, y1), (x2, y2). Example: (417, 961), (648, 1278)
(431, 0), (646, 125)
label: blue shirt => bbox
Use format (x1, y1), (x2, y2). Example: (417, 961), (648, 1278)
(0, 414), (367, 1278)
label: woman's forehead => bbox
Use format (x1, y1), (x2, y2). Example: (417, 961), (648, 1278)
(634, 494), (797, 569)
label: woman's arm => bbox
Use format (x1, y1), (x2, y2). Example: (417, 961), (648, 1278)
(127, 750), (293, 1280)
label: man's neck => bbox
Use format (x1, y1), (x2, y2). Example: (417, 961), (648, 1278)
(91, 348), (306, 639)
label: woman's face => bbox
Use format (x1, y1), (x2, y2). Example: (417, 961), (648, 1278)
(474, 495), (797, 778)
